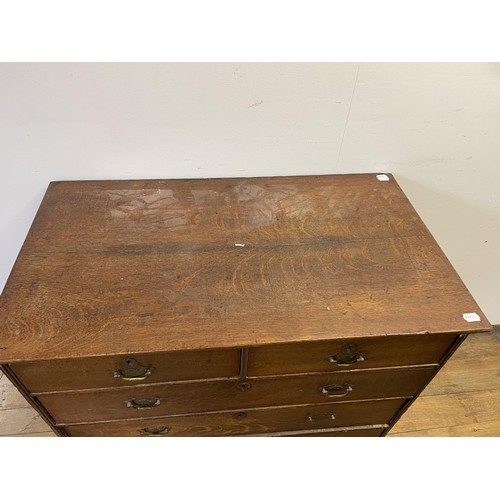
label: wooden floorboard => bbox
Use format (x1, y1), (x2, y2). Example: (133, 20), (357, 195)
(388, 326), (500, 437)
(388, 391), (500, 436)
(1, 327), (499, 437)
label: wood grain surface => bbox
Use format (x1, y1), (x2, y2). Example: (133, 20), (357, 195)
(37, 367), (435, 425)
(62, 398), (405, 437)
(389, 326), (500, 437)
(1, 329), (498, 437)
(247, 332), (458, 376)
(0, 174), (491, 363)
(13, 347), (241, 393)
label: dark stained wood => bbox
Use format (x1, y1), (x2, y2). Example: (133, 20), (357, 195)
(12, 347), (240, 393)
(264, 426), (386, 437)
(247, 332), (458, 376)
(411, 328), (500, 396)
(3, 329), (499, 437)
(0, 174), (491, 363)
(37, 367), (434, 425)
(388, 328), (500, 437)
(62, 398), (404, 437)
(0, 174), (492, 437)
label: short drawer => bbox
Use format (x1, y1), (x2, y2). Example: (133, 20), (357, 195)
(12, 348), (241, 393)
(247, 333), (458, 376)
(38, 366), (434, 425)
(62, 398), (405, 437)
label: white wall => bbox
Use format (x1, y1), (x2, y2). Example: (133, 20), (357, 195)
(1, 62), (499, 323)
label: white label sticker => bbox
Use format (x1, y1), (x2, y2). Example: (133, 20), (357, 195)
(376, 174), (390, 181)
(463, 313), (480, 322)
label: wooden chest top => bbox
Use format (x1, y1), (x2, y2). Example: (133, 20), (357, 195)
(0, 174), (490, 362)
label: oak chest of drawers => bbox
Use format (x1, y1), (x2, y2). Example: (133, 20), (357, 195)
(0, 174), (491, 437)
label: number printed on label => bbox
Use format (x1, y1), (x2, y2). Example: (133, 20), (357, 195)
(463, 312), (481, 322)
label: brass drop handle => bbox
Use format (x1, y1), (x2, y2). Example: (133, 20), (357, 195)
(328, 343), (364, 367)
(114, 357), (154, 381)
(126, 397), (161, 409)
(139, 426), (170, 436)
(307, 413), (336, 422)
(320, 383), (353, 398)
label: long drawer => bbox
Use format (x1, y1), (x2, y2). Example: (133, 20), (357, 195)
(11, 348), (241, 393)
(37, 366), (434, 425)
(273, 426), (387, 437)
(247, 333), (458, 376)
(62, 398), (405, 437)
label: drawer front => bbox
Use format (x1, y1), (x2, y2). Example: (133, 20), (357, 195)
(38, 367), (433, 424)
(12, 348), (241, 393)
(62, 398), (405, 437)
(247, 333), (458, 376)
(282, 427), (386, 437)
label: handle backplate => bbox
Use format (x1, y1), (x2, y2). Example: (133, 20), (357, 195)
(307, 413), (336, 422)
(320, 383), (353, 398)
(139, 426), (170, 436)
(126, 397), (161, 409)
(328, 343), (365, 367)
(114, 357), (154, 381)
